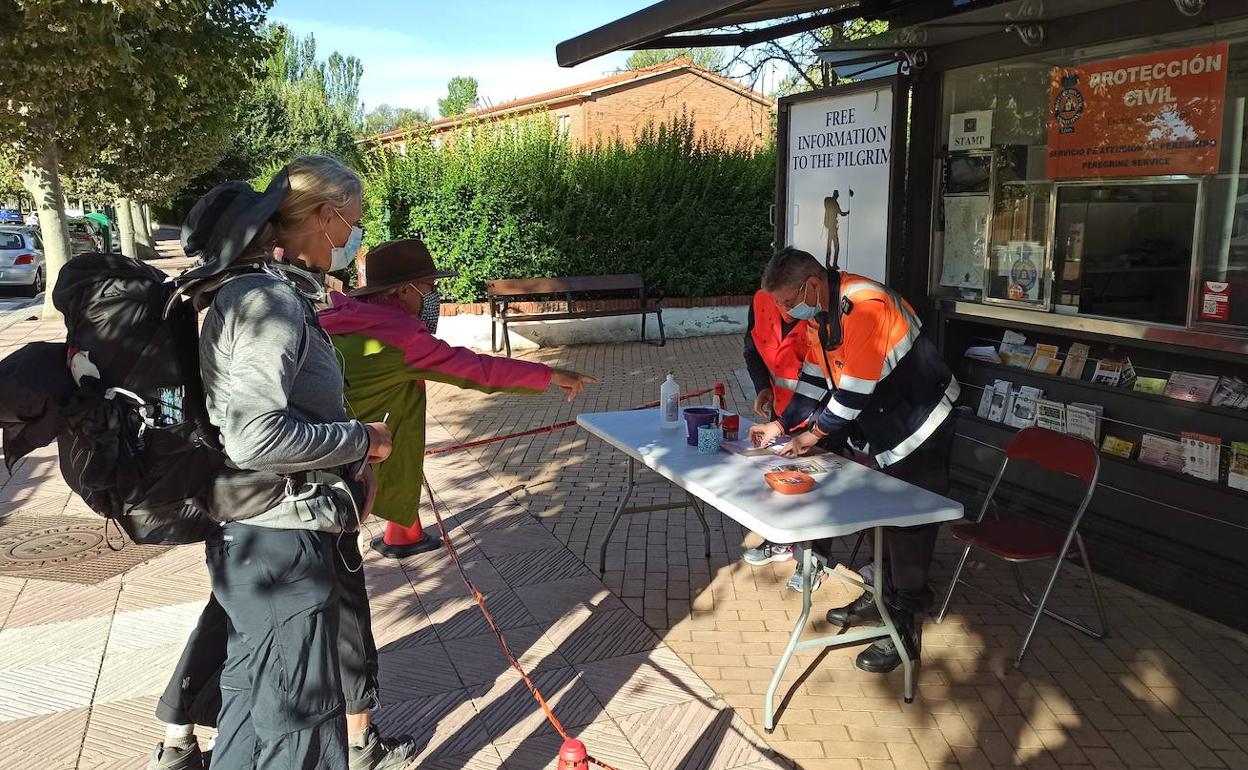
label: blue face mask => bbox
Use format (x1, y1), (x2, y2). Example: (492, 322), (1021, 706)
(326, 209), (363, 272)
(787, 282), (821, 320)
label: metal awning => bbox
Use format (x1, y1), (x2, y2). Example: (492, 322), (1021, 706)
(555, 0), (1036, 68)
(812, 0), (1137, 58)
(556, 1), (875, 68)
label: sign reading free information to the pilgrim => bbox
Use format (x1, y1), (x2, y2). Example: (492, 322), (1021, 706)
(783, 82), (895, 283)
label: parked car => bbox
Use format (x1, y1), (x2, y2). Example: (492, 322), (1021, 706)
(66, 217), (102, 255)
(0, 209), (22, 226)
(0, 227), (46, 297)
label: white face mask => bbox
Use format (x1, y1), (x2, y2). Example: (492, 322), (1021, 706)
(325, 209), (362, 272)
(787, 281), (822, 320)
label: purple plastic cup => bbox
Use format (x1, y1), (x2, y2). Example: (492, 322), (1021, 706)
(682, 407), (719, 446)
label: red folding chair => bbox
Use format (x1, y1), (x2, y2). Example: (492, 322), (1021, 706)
(936, 426), (1108, 668)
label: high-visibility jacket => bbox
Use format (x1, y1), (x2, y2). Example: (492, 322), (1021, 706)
(749, 290), (819, 416)
(780, 273), (959, 468)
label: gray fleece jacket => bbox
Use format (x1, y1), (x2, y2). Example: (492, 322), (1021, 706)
(199, 271), (370, 532)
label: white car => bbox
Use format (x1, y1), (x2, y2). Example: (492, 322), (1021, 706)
(0, 227), (46, 297)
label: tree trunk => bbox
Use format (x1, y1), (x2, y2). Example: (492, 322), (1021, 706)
(130, 199), (156, 260)
(19, 141), (71, 319)
(115, 197), (137, 258)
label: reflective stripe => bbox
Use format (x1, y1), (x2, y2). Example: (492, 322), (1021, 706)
(829, 398), (862, 421)
(837, 374), (877, 394)
(880, 326), (918, 378)
(841, 281), (879, 300)
(774, 376), (800, 391)
(874, 379), (961, 467)
(794, 380), (830, 400)
(800, 361), (825, 377)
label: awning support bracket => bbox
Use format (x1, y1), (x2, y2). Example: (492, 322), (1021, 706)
(1173, 0), (1205, 17)
(1005, 22), (1045, 47)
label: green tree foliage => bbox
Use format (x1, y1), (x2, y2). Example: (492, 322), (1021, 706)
(362, 115), (774, 302)
(0, 0), (270, 315)
(172, 23), (365, 216)
(438, 76), (481, 118)
(724, 17), (889, 96)
(624, 47), (726, 71)
(364, 104), (432, 135)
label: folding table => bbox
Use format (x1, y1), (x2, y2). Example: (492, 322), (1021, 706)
(577, 409), (964, 731)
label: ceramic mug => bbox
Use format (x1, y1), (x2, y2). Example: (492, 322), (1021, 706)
(697, 424), (721, 454)
(683, 406), (719, 446)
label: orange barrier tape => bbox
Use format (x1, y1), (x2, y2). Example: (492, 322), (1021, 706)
(423, 387), (714, 457)
(416, 385), (720, 769)
(421, 477), (622, 770)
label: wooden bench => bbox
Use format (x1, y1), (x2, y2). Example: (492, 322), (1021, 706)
(486, 274), (665, 357)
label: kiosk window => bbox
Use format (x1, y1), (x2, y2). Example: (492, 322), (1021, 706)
(1053, 183), (1198, 326)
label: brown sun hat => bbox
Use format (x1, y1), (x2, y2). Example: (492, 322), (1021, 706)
(349, 238), (458, 296)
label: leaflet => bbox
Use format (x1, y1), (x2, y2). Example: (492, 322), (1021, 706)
(1065, 402), (1103, 444)
(1180, 432), (1221, 483)
(1005, 385), (1043, 429)
(1228, 442), (1248, 492)
(1139, 433), (1184, 473)
(1035, 399), (1066, 433)
(1061, 343), (1090, 379)
(1165, 372), (1219, 404)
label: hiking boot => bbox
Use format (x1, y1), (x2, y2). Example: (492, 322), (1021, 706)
(825, 591), (881, 628)
(855, 609), (922, 674)
(350, 725), (420, 770)
(743, 541), (793, 566)
(146, 739), (206, 770)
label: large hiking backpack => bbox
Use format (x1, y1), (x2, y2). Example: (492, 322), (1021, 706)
(51, 252), (304, 544)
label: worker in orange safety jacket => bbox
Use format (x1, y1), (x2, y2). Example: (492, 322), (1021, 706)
(739, 289), (829, 570)
(749, 247), (959, 675)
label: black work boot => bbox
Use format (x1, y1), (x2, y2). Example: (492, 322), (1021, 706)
(349, 725), (420, 770)
(855, 608), (922, 674)
(825, 591), (882, 628)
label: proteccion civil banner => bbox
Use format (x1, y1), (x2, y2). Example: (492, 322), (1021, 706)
(1047, 42), (1229, 179)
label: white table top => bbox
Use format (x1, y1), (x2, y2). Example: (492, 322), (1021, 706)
(577, 409), (965, 543)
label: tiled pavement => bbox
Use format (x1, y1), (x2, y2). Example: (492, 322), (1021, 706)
(2, 256), (1247, 768)
(424, 337), (1248, 770)
(0, 310), (786, 769)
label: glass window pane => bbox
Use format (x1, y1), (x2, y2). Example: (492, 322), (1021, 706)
(1053, 182), (1197, 325)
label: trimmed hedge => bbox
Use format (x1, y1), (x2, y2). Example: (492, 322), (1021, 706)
(361, 114), (775, 303)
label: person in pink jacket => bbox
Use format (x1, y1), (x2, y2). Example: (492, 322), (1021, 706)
(318, 238), (597, 558)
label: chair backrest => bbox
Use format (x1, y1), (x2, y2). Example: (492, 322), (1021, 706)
(1006, 427), (1099, 488)
(486, 274), (645, 297)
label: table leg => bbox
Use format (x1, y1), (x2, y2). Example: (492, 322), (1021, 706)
(598, 458), (636, 575)
(761, 526), (917, 732)
(686, 493), (712, 559)
(870, 525), (915, 703)
(764, 541), (814, 733)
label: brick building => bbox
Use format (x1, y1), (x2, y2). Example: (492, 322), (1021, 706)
(364, 59), (774, 150)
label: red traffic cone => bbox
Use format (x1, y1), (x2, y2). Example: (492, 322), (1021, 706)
(371, 518), (442, 559)
(557, 739), (588, 770)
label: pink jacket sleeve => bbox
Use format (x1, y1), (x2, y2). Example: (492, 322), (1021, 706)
(364, 315), (552, 393)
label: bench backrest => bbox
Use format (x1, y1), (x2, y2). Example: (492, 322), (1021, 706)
(486, 274), (645, 297)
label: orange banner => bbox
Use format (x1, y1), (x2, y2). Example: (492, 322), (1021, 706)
(1047, 42), (1229, 179)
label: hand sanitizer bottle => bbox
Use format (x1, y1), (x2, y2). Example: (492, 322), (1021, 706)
(661, 372), (681, 429)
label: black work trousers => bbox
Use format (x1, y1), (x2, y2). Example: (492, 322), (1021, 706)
(871, 414), (956, 615)
(156, 531), (380, 733)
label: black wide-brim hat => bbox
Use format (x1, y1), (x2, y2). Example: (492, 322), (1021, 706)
(179, 170), (292, 281)
(348, 239), (457, 297)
